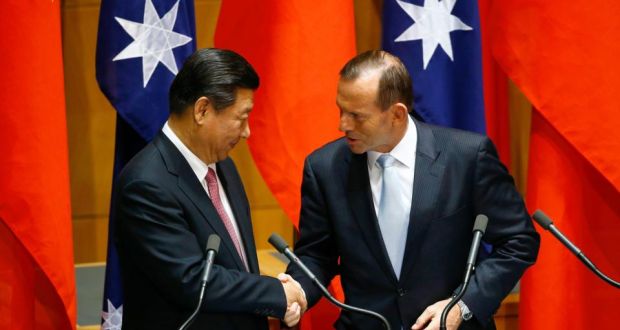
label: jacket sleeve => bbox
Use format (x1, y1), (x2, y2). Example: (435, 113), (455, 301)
(461, 137), (540, 325)
(116, 178), (287, 318)
(286, 156), (340, 307)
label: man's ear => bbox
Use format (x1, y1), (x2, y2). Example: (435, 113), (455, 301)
(391, 102), (409, 124)
(193, 96), (211, 124)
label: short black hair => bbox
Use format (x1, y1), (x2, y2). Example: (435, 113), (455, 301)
(339, 50), (414, 113)
(169, 48), (259, 114)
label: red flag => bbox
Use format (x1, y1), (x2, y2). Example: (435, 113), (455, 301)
(215, 0), (356, 226)
(215, 1), (356, 328)
(478, 0), (511, 169)
(490, 1), (620, 328)
(0, 2), (76, 329)
(522, 112), (620, 328)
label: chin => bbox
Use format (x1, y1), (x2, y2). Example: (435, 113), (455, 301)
(216, 152), (230, 162)
(348, 146), (367, 155)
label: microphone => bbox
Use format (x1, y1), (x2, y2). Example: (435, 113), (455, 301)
(440, 214), (488, 330)
(268, 233), (391, 330)
(532, 209), (620, 289)
(179, 234), (221, 330)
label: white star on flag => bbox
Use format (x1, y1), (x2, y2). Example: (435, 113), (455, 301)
(101, 299), (123, 330)
(394, 0), (472, 69)
(113, 0), (192, 87)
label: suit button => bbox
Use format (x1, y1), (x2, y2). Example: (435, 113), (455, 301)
(397, 288), (406, 296)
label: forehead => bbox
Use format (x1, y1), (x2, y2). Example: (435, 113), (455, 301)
(230, 88), (254, 112)
(337, 71), (381, 108)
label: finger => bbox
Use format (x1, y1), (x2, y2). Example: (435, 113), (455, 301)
(284, 314), (300, 327)
(284, 312), (300, 327)
(423, 315), (440, 330)
(282, 281), (297, 306)
(284, 303), (301, 326)
(287, 302), (300, 313)
(412, 306), (434, 329)
(277, 273), (290, 282)
(298, 291), (308, 311)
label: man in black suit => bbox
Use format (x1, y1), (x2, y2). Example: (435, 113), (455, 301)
(287, 50), (540, 330)
(113, 48), (306, 329)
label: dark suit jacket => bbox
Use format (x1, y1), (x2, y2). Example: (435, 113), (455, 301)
(113, 132), (286, 330)
(288, 120), (540, 330)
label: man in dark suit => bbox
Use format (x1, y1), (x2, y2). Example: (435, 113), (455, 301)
(287, 50), (540, 330)
(113, 48), (306, 330)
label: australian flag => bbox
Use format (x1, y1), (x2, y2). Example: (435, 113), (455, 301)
(96, 0), (196, 328)
(382, 0), (485, 133)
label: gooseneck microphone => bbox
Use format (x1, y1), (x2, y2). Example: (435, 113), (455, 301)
(268, 233), (391, 330)
(440, 214), (489, 330)
(532, 209), (620, 289)
(179, 234), (221, 330)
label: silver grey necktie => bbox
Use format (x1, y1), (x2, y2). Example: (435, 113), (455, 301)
(377, 154), (409, 278)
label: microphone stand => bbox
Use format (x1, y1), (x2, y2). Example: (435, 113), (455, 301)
(533, 209), (620, 289)
(179, 235), (221, 330)
(269, 233), (391, 330)
(440, 215), (488, 330)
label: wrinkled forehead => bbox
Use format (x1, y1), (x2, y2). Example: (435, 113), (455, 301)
(338, 71), (381, 99)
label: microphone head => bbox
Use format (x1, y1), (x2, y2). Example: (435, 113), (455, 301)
(206, 234), (221, 253)
(473, 214), (488, 234)
(532, 209), (553, 230)
(268, 233), (289, 253)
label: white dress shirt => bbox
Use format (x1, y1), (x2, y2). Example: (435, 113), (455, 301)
(367, 115), (417, 218)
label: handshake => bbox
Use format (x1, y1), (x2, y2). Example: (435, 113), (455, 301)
(277, 273), (307, 327)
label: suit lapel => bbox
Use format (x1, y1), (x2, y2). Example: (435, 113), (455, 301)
(217, 162), (259, 273)
(154, 133), (248, 271)
(400, 121), (445, 282)
(347, 152), (399, 283)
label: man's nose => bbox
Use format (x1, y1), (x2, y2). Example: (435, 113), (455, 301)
(241, 122), (250, 139)
(339, 115), (351, 132)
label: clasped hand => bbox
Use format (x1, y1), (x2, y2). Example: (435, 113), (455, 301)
(411, 298), (462, 330)
(278, 273), (307, 327)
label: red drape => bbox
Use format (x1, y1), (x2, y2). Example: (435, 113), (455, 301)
(215, 0), (357, 226)
(479, 0), (511, 169)
(490, 1), (620, 328)
(215, 1), (356, 328)
(0, 2), (76, 329)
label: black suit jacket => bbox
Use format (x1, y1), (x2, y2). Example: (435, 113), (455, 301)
(113, 132), (286, 330)
(288, 120), (540, 330)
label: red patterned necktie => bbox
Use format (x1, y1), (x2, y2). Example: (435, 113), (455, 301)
(206, 167), (248, 271)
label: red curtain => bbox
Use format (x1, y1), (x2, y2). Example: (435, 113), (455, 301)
(0, 2), (76, 329)
(490, 1), (620, 328)
(215, 0), (357, 226)
(215, 1), (357, 328)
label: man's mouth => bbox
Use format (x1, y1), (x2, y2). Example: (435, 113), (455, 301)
(346, 136), (359, 143)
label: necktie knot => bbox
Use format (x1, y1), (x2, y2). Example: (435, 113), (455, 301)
(206, 167), (217, 186)
(377, 154), (396, 169)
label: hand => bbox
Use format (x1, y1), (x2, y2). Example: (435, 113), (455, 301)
(282, 302), (301, 327)
(411, 298), (462, 330)
(278, 273), (307, 324)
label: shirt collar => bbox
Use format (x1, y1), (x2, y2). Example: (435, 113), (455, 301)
(162, 121), (216, 181)
(368, 115), (417, 170)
